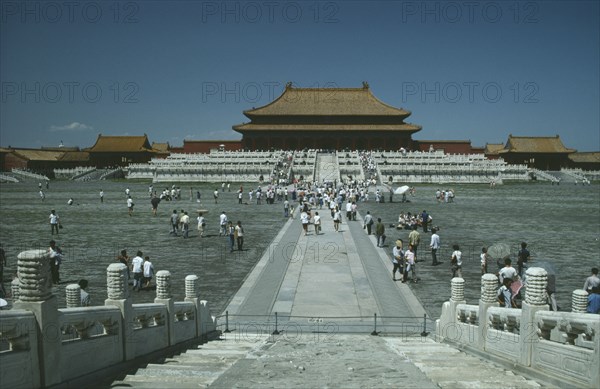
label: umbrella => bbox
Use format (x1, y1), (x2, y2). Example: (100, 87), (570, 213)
(394, 185), (410, 195)
(487, 243), (512, 270)
(487, 243), (511, 261)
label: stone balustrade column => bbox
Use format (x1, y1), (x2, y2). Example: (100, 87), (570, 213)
(66, 284), (81, 308)
(11, 278), (20, 302)
(184, 275), (202, 337)
(571, 290), (589, 313)
(451, 277), (465, 302)
(104, 263), (133, 360)
(437, 277), (466, 342)
(13, 249), (61, 387)
(478, 273), (499, 350)
(520, 267), (548, 366)
(155, 270), (174, 345)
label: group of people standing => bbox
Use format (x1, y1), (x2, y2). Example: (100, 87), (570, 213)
(117, 249), (155, 292)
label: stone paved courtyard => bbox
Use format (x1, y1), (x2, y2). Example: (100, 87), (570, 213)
(1, 179), (599, 318)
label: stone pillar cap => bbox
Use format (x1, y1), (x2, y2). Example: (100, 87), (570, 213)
(482, 273), (498, 281)
(17, 249), (49, 259)
(108, 263), (128, 271)
(185, 274), (199, 281)
(573, 289), (589, 296)
(525, 267), (548, 276)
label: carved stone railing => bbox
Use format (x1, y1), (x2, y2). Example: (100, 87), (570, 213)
(456, 304), (479, 325)
(0, 249), (219, 389)
(436, 268), (600, 388)
(487, 307), (521, 333)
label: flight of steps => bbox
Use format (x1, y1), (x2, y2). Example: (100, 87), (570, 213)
(112, 334), (552, 388)
(111, 335), (272, 388)
(386, 338), (554, 388)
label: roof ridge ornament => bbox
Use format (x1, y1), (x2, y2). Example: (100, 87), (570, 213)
(362, 81), (369, 89)
(285, 82), (293, 89)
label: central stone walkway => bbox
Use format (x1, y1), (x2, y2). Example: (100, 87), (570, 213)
(223, 207), (431, 335)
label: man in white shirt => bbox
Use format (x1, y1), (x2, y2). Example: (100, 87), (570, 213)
(180, 212), (190, 238)
(49, 210), (60, 235)
(131, 251), (144, 291)
(451, 244), (462, 278)
(498, 258), (518, 284)
(197, 212), (205, 238)
(430, 228), (441, 266)
(219, 211), (228, 236)
(127, 196), (134, 217)
(143, 257), (154, 289)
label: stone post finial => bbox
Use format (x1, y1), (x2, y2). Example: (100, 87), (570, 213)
(66, 284), (81, 308)
(185, 275), (199, 299)
(525, 267), (548, 305)
(571, 289), (589, 313)
(451, 277), (465, 302)
(17, 249), (53, 302)
(107, 263), (129, 300)
(481, 273), (498, 304)
(156, 270), (171, 300)
(11, 278), (20, 302)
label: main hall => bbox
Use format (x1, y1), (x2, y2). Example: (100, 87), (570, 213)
(233, 82), (422, 151)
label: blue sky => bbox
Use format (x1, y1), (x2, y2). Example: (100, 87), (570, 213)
(1, 0), (599, 151)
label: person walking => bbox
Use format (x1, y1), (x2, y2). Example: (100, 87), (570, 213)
(284, 199), (290, 218)
(127, 196), (134, 217)
(517, 242), (530, 277)
(49, 210), (60, 235)
(235, 221), (244, 251)
(219, 211), (228, 236)
(117, 249), (130, 279)
(392, 239), (404, 281)
(143, 256), (154, 289)
(430, 228), (440, 266)
(404, 244), (417, 283)
(48, 240), (63, 285)
(481, 247), (490, 275)
(421, 210), (429, 233)
(333, 207), (342, 232)
(408, 225), (420, 259)
(313, 212), (321, 235)
(213, 189), (219, 203)
(227, 221), (235, 252)
(197, 212), (206, 238)
(79, 279), (91, 306)
(131, 251), (144, 292)
(170, 210), (179, 235)
(364, 211), (374, 235)
(450, 244), (462, 278)
(100, 189), (104, 203)
(301, 210), (310, 235)
(375, 218), (385, 247)
(583, 268), (600, 293)
(0, 244), (6, 298)
(180, 211), (190, 238)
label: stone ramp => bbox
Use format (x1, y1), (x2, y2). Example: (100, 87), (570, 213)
(113, 334), (550, 388)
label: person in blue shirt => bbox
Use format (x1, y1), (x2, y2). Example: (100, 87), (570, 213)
(588, 287), (600, 314)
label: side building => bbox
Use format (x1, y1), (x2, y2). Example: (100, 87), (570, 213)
(85, 134), (159, 167)
(233, 82), (422, 151)
(495, 135), (576, 170)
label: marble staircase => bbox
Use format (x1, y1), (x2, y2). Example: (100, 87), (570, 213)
(112, 335), (550, 389)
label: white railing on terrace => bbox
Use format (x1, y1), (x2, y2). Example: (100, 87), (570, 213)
(11, 168), (49, 181)
(0, 253), (217, 389)
(437, 272), (599, 388)
(0, 173), (19, 183)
